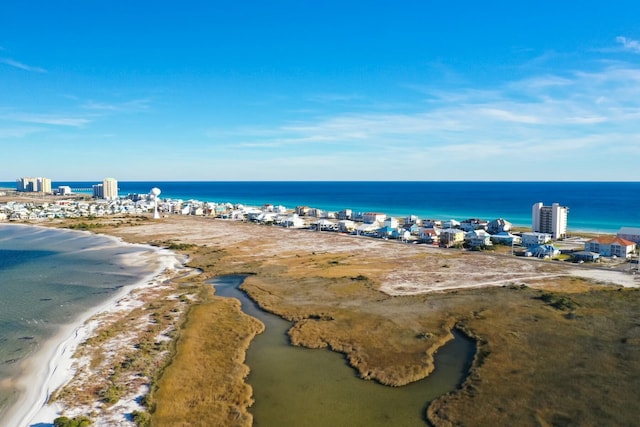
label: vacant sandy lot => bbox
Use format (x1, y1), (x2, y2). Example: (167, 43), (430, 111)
(108, 215), (639, 294)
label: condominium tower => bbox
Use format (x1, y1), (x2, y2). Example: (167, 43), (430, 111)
(532, 202), (568, 239)
(93, 178), (119, 200)
(16, 177), (52, 193)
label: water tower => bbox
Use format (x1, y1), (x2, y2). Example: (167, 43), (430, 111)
(150, 187), (161, 219)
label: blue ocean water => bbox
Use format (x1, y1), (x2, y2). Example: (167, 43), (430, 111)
(2, 181), (639, 233)
(0, 225), (159, 421)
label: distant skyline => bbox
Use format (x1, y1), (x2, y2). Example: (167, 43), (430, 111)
(1, 2), (639, 181)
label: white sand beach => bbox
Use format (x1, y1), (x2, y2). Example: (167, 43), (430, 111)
(2, 233), (183, 427)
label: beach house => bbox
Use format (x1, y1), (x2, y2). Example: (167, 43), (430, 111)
(617, 227), (640, 245)
(362, 212), (387, 224)
(530, 244), (561, 258)
(440, 228), (465, 247)
(419, 227), (440, 244)
(584, 236), (636, 258)
(522, 232), (552, 247)
(487, 218), (512, 234)
(465, 229), (492, 248)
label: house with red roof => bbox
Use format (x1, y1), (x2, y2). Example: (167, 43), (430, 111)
(584, 236), (636, 258)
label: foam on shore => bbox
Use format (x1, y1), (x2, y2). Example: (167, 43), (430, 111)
(1, 226), (183, 427)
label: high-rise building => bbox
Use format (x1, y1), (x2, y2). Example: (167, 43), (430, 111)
(103, 178), (118, 200)
(93, 178), (119, 200)
(16, 177), (52, 193)
(532, 202), (568, 239)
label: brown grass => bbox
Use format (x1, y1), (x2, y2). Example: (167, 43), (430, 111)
(150, 286), (264, 427)
(428, 287), (640, 426)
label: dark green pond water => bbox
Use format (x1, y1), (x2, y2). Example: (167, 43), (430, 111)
(212, 275), (475, 427)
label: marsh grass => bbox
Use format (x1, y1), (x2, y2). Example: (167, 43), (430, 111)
(427, 287), (640, 426)
(150, 286), (263, 427)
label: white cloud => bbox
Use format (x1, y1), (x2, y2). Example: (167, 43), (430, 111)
(477, 108), (541, 124)
(616, 36), (640, 53)
(82, 99), (151, 112)
(0, 57), (46, 73)
(7, 113), (89, 127)
(0, 127), (43, 138)
(202, 58), (640, 180)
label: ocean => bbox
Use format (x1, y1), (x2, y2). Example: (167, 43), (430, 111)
(0, 225), (161, 421)
(3, 181), (637, 233)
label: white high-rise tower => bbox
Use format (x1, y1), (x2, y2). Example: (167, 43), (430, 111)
(103, 178), (118, 200)
(532, 202), (568, 239)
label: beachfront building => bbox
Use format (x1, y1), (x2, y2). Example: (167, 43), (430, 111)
(295, 206), (310, 216)
(522, 232), (552, 247)
(55, 186), (72, 195)
(103, 178), (118, 200)
(338, 209), (352, 220)
(282, 214), (306, 228)
(419, 227), (441, 244)
(460, 218), (488, 232)
(487, 218), (512, 234)
(308, 208), (324, 218)
(362, 212), (386, 224)
(338, 219), (356, 233)
(440, 228), (465, 248)
(617, 227), (640, 245)
(403, 222), (421, 235)
(383, 217), (399, 229)
(532, 202), (568, 239)
(16, 177), (52, 193)
(442, 219), (461, 229)
(465, 229), (492, 248)
(404, 215), (421, 225)
(571, 251), (600, 263)
(491, 231), (521, 246)
(93, 178), (119, 200)
(584, 236), (636, 258)
(356, 221), (381, 235)
(530, 244), (560, 258)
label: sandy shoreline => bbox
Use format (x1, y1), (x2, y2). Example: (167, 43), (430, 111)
(1, 225), (184, 427)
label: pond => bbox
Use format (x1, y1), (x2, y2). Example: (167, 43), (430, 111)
(211, 275), (475, 426)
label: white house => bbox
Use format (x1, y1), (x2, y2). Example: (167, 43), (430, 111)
(487, 218), (512, 234)
(491, 231), (521, 246)
(338, 219), (356, 233)
(460, 218), (488, 232)
(442, 219), (460, 229)
(356, 221), (381, 235)
(465, 230), (492, 248)
(383, 217), (399, 229)
(362, 212), (386, 224)
(404, 215), (421, 225)
(281, 214), (306, 228)
(522, 232), (552, 247)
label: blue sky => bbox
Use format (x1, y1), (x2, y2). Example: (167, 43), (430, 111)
(1, 1), (639, 181)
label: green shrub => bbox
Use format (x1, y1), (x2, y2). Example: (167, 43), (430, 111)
(132, 410), (151, 427)
(100, 383), (124, 404)
(54, 415), (92, 427)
